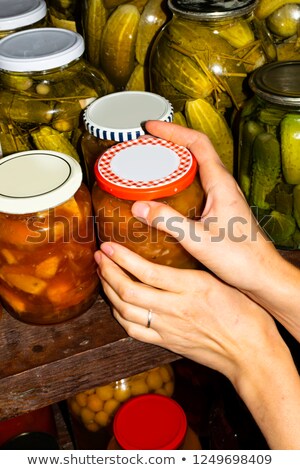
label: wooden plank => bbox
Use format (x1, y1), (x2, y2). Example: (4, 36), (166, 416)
(0, 295), (179, 420)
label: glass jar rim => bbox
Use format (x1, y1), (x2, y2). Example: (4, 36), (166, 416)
(168, 0), (257, 20)
(249, 61), (300, 107)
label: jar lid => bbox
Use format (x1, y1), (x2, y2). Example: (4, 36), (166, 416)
(1, 432), (59, 450)
(0, 0), (47, 31)
(0, 28), (85, 72)
(94, 136), (197, 200)
(83, 91), (173, 142)
(168, 0), (256, 19)
(0, 150), (82, 214)
(249, 61), (300, 107)
(113, 394), (187, 450)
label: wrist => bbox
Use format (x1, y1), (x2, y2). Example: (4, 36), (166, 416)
(233, 336), (300, 449)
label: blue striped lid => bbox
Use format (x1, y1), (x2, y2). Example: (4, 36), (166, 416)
(83, 91), (173, 142)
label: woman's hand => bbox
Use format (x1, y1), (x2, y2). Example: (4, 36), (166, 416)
(95, 242), (300, 450)
(132, 121), (300, 341)
(96, 242), (280, 385)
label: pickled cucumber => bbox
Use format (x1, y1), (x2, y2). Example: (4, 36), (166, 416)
(281, 114), (300, 185)
(239, 120), (264, 198)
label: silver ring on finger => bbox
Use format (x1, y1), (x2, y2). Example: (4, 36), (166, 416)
(146, 309), (152, 328)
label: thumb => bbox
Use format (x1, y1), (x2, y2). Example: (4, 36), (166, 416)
(131, 200), (205, 258)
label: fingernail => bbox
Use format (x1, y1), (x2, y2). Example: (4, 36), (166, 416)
(94, 251), (102, 264)
(101, 243), (114, 257)
(132, 202), (150, 220)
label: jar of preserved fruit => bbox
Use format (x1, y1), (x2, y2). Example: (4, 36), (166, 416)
(0, 27), (110, 159)
(68, 364), (174, 449)
(81, 90), (173, 188)
(92, 136), (205, 268)
(48, 0), (80, 32)
(0, 0), (48, 39)
(107, 394), (202, 449)
(81, 0), (171, 91)
(238, 61), (300, 249)
(150, 0), (275, 174)
(255, 0), (300, 61)
(0, 150), (99, 324)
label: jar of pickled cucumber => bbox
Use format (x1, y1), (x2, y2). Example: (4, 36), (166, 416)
(81, 0), (171, 91)
(255, 0), (300, 61)
(0, 0), (48, 39)
(238, 61), (300, 249)
(0, 27), (110, 159)
(0, 150), (99, 324)
(92, 136), (205, 269)
(48, 0), (80, 32)
(81, 90), (173, 188)
(150, 0), (275, 174)
(68, 364), (174, 449)
(108, 394), (202, 449)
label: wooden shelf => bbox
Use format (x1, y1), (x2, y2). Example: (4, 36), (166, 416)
(0, 249), (299, 422)
(0, 296), (179, 421)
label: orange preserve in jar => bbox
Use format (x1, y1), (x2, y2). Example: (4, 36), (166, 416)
(0, 150), (99, 325)
(92, 137), (204, 268)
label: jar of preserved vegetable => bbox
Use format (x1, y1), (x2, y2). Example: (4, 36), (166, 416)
(255, 0), (300, 61)
(0, 150), (99, 324)
(48, 0), (80, 32)
(150, 0), (274, 174)
(92, 136), (205, 268)
(238, 61), (300, 249)
(0, 0), (48, 39)
(0, 27), (110, 159)
(107, 394), (202, 449)
(81, 0), (171, 91)
(81, 90), (173, 188)
(68, 364), (174, 449)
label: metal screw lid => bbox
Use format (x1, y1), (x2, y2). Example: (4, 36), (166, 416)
(168, 0), (257, 19)
(0, 150), (82, 214)
(249, 61), (300, 107)
(83, 91), (173, 142)
(0, 0), (47, 31)
(0, 28), (85, 72)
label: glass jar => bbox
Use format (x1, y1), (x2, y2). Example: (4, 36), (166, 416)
(0, 27), (110, 159)
(238, 61), (300, 249)
(0, 406), (57, 448)
(107, 394), (202, 449)
(48, 0), (80, 32)
(0, 150), (99, 324)
(150, 0), (274, 174)
(81, 90), (173, 188)
(68, 364), (174, 449)
(92, 136), (205, 268)
(255, 0), (300, 61)
(81, 0), (171, 91)
(0, 0), (48, 39)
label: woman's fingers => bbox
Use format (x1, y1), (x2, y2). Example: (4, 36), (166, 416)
(97, 242), (207, 294)
(145, 120), (234, 194)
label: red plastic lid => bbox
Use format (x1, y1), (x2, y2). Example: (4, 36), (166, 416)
(94, 137), (197, 200)
(113, 394), (187, 450)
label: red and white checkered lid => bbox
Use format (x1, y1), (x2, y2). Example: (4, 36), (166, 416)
(94, 137), (197, 200)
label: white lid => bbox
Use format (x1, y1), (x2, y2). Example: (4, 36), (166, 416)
(0, 150), (82, 214)
(0, 28), (85, 72)
(0, 0), (47, 31)
(83, 91), (174, 142)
